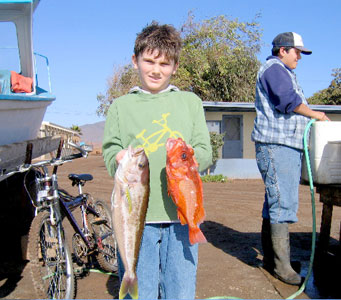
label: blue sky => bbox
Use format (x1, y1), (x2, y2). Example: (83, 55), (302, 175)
(10, 0), (341, 127)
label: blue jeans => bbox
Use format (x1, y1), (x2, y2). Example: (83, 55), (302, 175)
(117, 223), (198, 299)
(255, 142), (303, 223)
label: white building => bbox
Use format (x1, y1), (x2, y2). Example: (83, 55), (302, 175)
(204, 102), (341, 179)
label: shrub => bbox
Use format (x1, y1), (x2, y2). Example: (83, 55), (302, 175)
(201, 174), (227, 183)
(210, 132), (225, 165)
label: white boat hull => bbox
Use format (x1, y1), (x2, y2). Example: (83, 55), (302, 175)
(0, 99), (53, 146)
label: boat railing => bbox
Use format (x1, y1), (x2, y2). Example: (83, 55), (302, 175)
(0, 47), (52, 95)
(34, 52), (52, 94)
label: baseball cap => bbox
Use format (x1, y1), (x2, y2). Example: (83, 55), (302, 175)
(272, 32), (312, 55)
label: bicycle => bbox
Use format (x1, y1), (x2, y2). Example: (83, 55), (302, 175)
(5, 141), (118, 299)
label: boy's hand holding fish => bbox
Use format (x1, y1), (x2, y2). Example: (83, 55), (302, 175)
(115, 149), (126, 164)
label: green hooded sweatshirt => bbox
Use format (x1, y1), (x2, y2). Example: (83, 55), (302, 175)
(102, 88), (212, 222)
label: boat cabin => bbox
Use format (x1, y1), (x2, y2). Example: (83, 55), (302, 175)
(0, 0), (55, 145)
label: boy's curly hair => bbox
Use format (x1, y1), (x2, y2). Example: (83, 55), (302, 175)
(134, 21), (182, 64)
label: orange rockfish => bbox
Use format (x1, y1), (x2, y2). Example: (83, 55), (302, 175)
(111, 146), (149, 299)
(166, 137), (207, 245)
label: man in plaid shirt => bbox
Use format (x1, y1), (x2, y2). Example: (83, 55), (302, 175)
(252, 32), (329, 285)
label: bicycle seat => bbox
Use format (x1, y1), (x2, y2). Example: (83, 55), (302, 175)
(68, 173), (93, 186)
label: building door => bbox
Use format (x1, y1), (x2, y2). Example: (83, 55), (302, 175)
(222, 115), (243, 158)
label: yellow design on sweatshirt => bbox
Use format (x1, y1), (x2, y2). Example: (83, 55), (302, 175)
(135, 113), (184, 156)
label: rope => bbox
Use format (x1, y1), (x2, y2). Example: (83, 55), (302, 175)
(88, 268), (119, 277)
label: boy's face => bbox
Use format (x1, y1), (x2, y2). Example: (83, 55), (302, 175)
(280, 47), (302, 69)
(132, 49), (178, 94)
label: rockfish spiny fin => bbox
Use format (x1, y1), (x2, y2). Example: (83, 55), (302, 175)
(119, 273), (138, 299)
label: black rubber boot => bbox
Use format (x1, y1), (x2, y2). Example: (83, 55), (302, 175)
(270, 223), (301, 285)
(261, 218), (274, 272)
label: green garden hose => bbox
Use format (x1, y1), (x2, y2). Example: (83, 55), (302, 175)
(286, 118), (317, 299)
(209, 119), (318, 300)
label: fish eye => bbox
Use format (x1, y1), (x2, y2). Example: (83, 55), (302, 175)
(181, 152), (187, 160)
(138, 163), (145, 169)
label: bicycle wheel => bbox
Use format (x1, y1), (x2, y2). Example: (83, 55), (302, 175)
(89, 199), (118, 273)
(27, 211), (76, 299)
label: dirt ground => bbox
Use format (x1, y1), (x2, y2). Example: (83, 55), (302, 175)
(1, 155), (340, 299)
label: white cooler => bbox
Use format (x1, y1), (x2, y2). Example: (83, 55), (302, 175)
(301, 121), (341, 185)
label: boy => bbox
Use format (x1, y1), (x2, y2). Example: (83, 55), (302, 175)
(102, 22), (212, 299)
(251, 32), (329, 285)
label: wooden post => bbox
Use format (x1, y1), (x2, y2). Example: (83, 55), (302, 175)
(319, 201), (333, 254)
(316, 185), (341, 256)
(21, 142), (34, 260)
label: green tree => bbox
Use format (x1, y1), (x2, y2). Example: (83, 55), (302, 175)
(173, 13), (262, 102)
(308, 68), (341, 105)
(97, 65), (140, 117)
(70, 125), (82, 135)
(96, 13), (262, 117)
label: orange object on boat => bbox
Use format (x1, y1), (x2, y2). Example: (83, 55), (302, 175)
(166, 137), (207, 245)
(11, 71), (33, 93)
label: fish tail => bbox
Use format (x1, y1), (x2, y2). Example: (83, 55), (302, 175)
(119, 273), (138, 299)
(189, 226), (207, 245)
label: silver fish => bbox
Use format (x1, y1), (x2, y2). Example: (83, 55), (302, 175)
(111, 145), (149, 299)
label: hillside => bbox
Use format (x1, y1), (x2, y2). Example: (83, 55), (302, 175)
(80, 121), (105, 146)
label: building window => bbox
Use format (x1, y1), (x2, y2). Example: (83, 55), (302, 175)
(206, 121), (221, 133)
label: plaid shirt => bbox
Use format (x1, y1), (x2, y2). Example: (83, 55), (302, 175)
(251, 58), (310, 150)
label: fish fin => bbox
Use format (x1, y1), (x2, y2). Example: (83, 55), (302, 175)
(189, 226), (207, 245)
(177, 210), (187, 225)
(119, 273), (138, 299)
(125, 187), (133, 213)
(194, 205), (205, 225)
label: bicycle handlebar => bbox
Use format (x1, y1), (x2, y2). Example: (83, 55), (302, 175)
(61, 152), (83, 161)
(67, 141), (91, 157)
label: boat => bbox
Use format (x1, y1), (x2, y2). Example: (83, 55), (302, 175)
(0, 0), (55, 146)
